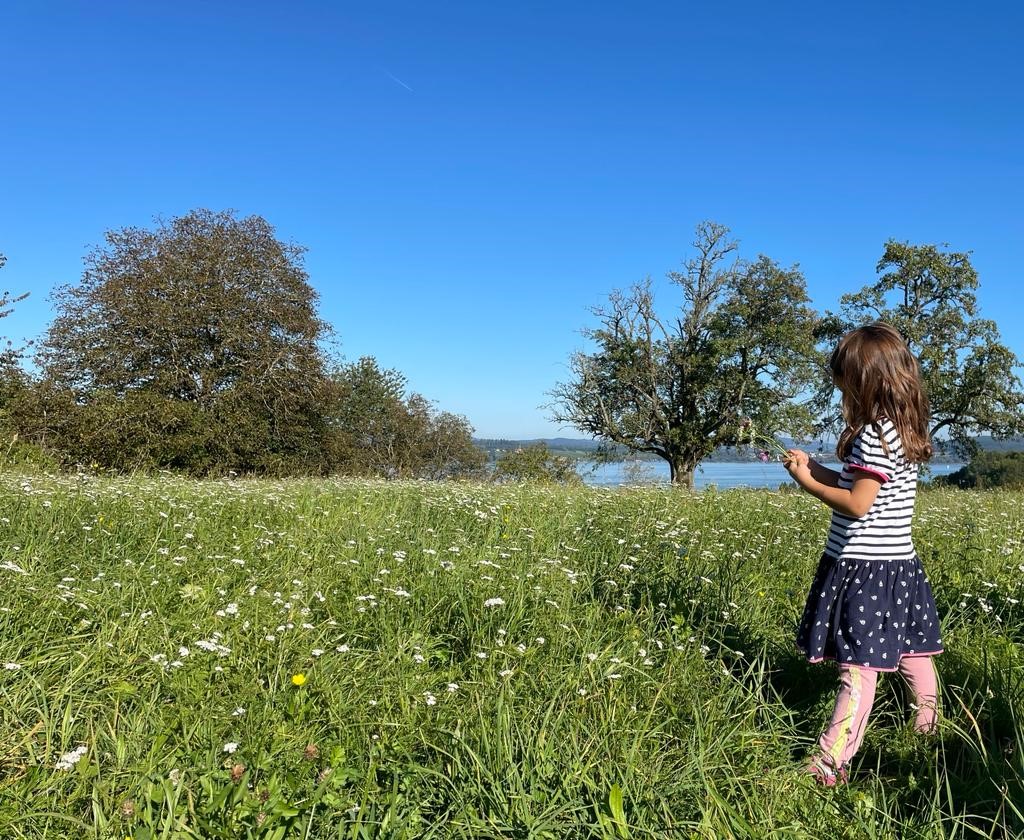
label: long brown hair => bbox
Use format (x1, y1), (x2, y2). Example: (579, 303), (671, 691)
(829, 323), (932, 463)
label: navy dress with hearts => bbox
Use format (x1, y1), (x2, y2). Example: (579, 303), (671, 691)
(796, 419), (943, 671)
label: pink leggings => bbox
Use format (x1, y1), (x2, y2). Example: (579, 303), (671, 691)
(818, 656), (939, 768)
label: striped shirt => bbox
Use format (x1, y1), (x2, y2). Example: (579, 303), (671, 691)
(824, 418), (918, 561)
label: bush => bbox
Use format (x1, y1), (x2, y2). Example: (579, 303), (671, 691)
(492, 443), (581, 484)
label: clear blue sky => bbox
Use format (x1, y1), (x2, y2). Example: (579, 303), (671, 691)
(2, 1), (1021, 438)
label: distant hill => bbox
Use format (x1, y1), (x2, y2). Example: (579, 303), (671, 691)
(474, 435), (1024, 463)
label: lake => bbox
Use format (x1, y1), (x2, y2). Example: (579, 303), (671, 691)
(579, 459), (965, 489)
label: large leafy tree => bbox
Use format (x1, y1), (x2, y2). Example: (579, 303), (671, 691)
(550, 222), (821, 487)
(831, 241), (1024, 455)
(36, 210), (332, 473)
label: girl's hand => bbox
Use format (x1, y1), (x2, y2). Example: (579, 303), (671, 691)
(784, 448), (810, 477)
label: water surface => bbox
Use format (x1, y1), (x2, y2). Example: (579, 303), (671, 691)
(580, 460), (964, 489)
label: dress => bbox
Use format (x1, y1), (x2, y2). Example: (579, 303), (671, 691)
(796, 419), (943, 671)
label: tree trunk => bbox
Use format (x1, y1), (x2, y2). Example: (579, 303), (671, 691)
(668, 458), (695, 489)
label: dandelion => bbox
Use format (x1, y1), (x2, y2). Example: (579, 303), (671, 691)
(483, 597), (505, 608)
(291, 673), (307, 687)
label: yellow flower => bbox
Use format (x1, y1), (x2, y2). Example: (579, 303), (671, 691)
(291, 673), (307, 687)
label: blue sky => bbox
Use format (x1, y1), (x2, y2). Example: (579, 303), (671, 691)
(2, 1), (1021, 438)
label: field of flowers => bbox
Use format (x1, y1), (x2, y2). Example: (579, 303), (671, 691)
(0, 472), (1021, 839)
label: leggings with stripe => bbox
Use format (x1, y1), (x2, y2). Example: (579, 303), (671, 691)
(819, 656), (939, 768)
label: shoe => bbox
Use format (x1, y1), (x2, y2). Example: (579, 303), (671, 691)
(805, 754), (849, 787)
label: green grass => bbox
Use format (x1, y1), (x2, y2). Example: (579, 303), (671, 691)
(0, 473), (1021, 838)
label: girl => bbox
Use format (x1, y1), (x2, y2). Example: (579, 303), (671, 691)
(784, 323), (943, 786)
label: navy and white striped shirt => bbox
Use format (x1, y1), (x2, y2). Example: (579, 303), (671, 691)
(824, 418), (918, 562)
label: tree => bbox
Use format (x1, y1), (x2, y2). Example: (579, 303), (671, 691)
(0, 251), (30, 369)
(0, 251), (32, 451)
(326, 357), (485, 479)
(491, 443), (581, 484)
(413, 401), (488, 480)
(832, 241), (1024, 456)
(35, 210), (332, 473)
(549, 222), (821, 487)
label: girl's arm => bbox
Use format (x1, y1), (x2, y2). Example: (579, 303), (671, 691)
(784, 450), (881, 518)
(807, 458), (841, 488)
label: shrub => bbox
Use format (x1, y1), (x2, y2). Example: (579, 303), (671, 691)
(492, 443), (581, 484)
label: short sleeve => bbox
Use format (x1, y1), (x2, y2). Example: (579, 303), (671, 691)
(848, 421), (897, 482)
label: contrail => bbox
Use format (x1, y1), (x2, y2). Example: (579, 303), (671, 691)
(385, 71), (414, 92)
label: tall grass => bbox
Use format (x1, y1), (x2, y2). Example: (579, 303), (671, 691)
(0, 473), (1020, 838)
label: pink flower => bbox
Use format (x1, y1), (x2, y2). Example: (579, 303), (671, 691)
(757, 450), (770, 463)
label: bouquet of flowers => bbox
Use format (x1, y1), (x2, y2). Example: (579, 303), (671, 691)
(737, 418), (791, 463)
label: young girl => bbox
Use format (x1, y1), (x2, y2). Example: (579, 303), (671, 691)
(784, 323), (943, 786)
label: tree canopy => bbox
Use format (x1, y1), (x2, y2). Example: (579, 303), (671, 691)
(831, 240), (1024, 455)
(326, 357), (486, 480)
(36, 210), (332, 473)
(550, 222), (821, 486)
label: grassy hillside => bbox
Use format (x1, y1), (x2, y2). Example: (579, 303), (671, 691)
(0, 474), (1020, 837)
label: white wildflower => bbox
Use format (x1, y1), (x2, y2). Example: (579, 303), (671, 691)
(55, 745), (88, 771)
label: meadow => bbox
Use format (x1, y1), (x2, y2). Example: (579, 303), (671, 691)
(0, 472), (1021, 839)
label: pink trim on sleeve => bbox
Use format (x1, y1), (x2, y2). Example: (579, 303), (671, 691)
(848, 463), (890, 483)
